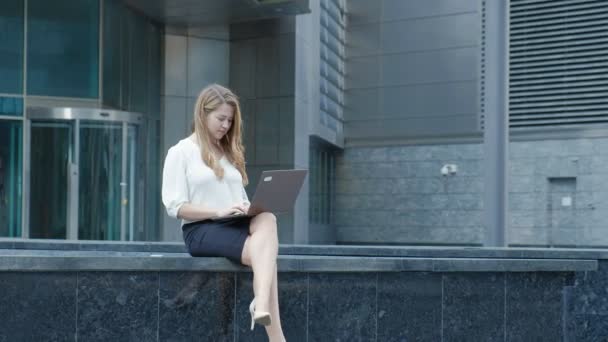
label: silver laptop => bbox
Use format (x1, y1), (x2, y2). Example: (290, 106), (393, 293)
(211, 169), (308, 221)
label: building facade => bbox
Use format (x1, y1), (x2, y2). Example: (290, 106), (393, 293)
(1, 0), (607, 248)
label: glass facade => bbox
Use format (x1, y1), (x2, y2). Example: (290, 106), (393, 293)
(0, 0), (24, 95)
(309, 139), (336, 225)
(127, 11), (148, 113)
(100, 1), (161, 240)
(102, 0), (159, 114)
(102, 0), (122, 108)
(0, 121), (22, 237)
(29, 117), (142, 241)
(27, 0), (99, 98)
(29, 121), (70, 239)
(0, 0), (162, 242)
(78, 121), (123, 240)
(0, 97), (23, 117)
(126, 124), (137, 240)
(143, 24), (161, 241)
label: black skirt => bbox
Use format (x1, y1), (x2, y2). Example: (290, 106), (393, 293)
(182, 216), (252, 264)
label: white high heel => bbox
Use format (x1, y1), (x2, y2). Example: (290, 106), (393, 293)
(249, 298), (272, 330)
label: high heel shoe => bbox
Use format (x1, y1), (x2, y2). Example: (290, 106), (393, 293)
(249, 298), (272, 330)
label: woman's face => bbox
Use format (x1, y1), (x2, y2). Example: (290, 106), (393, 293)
(206, 103), (234, 142)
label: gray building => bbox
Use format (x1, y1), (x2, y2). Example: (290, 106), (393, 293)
(1, 0), (607, 248)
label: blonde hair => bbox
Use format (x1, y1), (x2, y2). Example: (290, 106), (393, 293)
(192, 84), (248, 185)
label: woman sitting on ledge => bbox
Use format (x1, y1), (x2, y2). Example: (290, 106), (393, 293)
(162, 84), (285, 341)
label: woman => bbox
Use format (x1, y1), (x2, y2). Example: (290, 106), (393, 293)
(162, 84), (285, 341)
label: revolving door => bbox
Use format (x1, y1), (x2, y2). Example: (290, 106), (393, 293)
(27, 107), (142, 241)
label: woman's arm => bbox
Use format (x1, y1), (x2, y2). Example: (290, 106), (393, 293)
(177, 203), (219, 221)
(241, 185), (251, 212)
(178, 202), (248, 221)
(162, 146), (190, 219)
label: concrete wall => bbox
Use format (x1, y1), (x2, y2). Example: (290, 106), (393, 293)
(344, 0), (481, 144)
(335, 143), (485, 245)
(294, 0), (317, 243)
(295, 0), (340, 244)
(336, 136), (608, 247)
(509, 137), (608, 247)
(160, 25), (231, 241)
(336, 0), (608, 247)
(336, 0), (485, 244)
(229, 18), (300, 243)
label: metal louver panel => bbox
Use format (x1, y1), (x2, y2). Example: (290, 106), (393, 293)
(320, 0), (345, 129)
(509, 0), (608, 128)
(479, 0), (487, 130)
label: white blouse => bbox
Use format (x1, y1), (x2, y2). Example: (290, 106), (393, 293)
(161, 138), (250, 224)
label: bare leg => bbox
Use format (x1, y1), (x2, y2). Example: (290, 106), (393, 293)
(240, 212), (285, 341)
(264, 263), (285, 341)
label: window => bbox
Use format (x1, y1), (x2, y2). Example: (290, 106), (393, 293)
(27, 0), (99, 98)
(0, 97), (24, 117)
(0, 0), (24, 94)
(0, 120), (22, 237)
(309, 139), (337, 225)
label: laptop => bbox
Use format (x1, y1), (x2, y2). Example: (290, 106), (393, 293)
(211, 169), (308, 222)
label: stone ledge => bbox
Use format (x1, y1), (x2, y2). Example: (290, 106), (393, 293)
(0, 239), (186, 253)
(284, 245), (608, 260)
(0, 253), (597, 272)
(2, 238), (608, 260)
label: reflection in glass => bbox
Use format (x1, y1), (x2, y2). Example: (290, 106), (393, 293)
(127, 124), (137, 240)
(127, 10), (148, 113)
(0, 121), (22, 237)
(144, 119), (161, 241)
(27, 0), (99, 98)
(0, 97), (24, 117)
(78, 121), (122, 240)
(30, 122), (70, 239)
(119, 8), (131, 110)
(0, 0), (24, 94)
(309, 140), (335, 225)
(102, 0), (121, 108)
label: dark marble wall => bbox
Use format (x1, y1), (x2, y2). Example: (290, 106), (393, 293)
(566, 260), (608, 341)
(0, 267), (605, 341)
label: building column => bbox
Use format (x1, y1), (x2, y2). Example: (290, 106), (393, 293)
(482, 0), (509, 246)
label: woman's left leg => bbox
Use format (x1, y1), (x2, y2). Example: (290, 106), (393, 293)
(242, 212), (278, 312)
(240, 212), (285, 341)
(264, 263), (285, 341)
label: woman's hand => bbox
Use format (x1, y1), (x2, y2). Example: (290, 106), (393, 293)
(216, 204), (247, 218)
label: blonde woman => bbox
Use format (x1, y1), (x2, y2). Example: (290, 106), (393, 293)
(162, 84), (285, 341)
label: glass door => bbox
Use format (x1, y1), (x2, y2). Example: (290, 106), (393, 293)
(29, 121), (71, 239)
(78, 121), (123, 240)
(0, 121), (23, 238)
(27, 107), (142, 240)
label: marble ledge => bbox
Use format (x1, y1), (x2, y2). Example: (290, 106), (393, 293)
(0, 253), (597, 273)
(2, 239), (608, 260)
